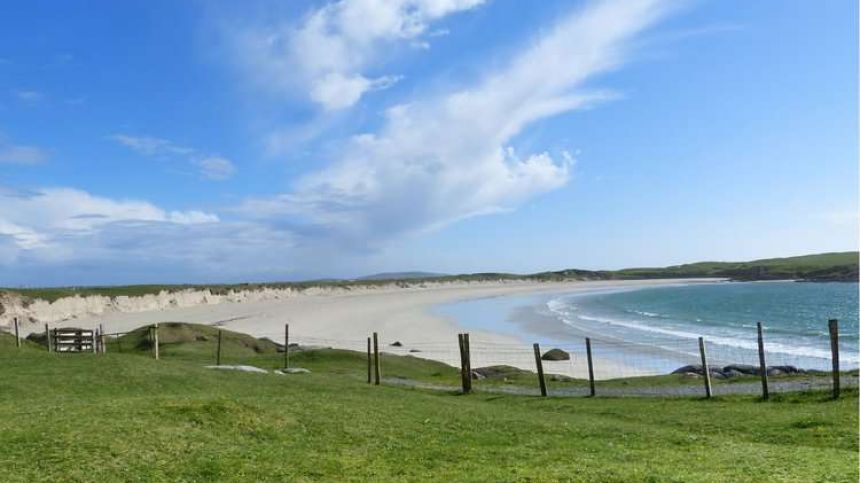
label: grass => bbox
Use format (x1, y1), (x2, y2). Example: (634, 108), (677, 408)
(0, 327), (857, 482)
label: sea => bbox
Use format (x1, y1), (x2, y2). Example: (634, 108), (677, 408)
(433, 281), (859, 375)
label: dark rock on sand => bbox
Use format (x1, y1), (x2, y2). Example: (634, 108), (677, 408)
(541, 348), (570, 361)
(390, 341), (403, 347)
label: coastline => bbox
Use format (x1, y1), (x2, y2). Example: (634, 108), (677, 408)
(30, 278), (720, 377)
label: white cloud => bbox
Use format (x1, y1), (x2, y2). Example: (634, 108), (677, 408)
(111, 134), (194, 157)
(0, 141), (49, 165)
(194, 156), (237, 181)
(112, 134), (237, 180)
(230, 0), (485, 110)
(12, 89), (44, 103)
(0, 187), (219, 261)
(242, 0), (673, 247)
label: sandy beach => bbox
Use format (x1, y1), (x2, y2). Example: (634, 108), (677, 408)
(31, 278), (715, 378)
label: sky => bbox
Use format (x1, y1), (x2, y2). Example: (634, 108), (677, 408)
(0, 0), (857, 286)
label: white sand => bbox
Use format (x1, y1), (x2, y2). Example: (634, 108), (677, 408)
(47, 279), (717, 378)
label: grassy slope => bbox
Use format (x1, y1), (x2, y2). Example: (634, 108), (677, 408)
(1, 331), (857, 482)
(3, 252), (856, 302)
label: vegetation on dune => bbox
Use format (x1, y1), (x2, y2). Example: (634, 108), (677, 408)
(2, 251), (857, 302)
(0, 328), (857, 482)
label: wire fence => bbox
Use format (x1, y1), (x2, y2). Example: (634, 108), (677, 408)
(3, 318), (857, 399)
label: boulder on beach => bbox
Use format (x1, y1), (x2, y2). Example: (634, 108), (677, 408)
(722, 364), (759, 376)
(541, 348), (570, 361)
(390, 341), (403, 347)
(671, 364), (725, 378)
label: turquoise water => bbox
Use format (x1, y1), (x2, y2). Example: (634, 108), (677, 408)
(435, 282), (859, 372)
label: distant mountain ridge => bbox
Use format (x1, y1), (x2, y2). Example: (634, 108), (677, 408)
(357, 272), (449, 281)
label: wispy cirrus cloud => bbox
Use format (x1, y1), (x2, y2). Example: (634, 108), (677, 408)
(0, 136), (49, 165)
(241, 0), (675, 251)
(11, 89), (44, 104)
(226, 0), (486, 111)
(111, 134), (237, 181)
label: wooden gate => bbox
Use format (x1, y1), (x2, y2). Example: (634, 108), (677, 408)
(52, 328), (96, 352)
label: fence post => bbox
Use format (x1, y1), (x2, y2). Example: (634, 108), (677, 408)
(698, 337), (712, 398)
(153, 323), (159, 360)
(284, 323), (290, 369)
(533, 343), (547, 397)
(586, 337), (596, 397)
(92, 329), (97, 353)
(373, 332), (380, 385)
(464, 333), (472, 394)
(366, 337), (372, 384)
(828, 319), (840, 399)
(99, 324), (106, 354)
(14, 317), (20, 348)
(51, 328), (57, 352)
(457, 334), (467, 393)
(45, 324), (51, 352)
(216, 329), (223, 366)
(756, 322), (769, 401)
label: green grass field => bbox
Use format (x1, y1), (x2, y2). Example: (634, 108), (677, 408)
(1, 328), (857, 482)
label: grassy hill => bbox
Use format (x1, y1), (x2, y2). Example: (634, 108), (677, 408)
(1, 326), (857, 481)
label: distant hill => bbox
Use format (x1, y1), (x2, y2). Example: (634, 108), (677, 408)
(358, 271), (450, 281)
(3, 252), (856, 302)
(608, 251), (859, 282)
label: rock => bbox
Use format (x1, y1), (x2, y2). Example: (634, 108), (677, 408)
(205, 365), (268, 374)
(470, 370), (485, 380)
(390, 341), (403, 347)
(549, 374), (574, 382)
(472, 365), (529, 379)
(722, 369), (744, 378)
(409, 349), (421, 353)
(672, 364), (703, 375)
(278, 367), (311, 374)
(541, 348), (570, 361)
(769, 365), (802, 374)
(722, 364), (759, 375)
(672, 364), (725, 377)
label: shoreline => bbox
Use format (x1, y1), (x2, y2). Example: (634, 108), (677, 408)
(31, 278), (721, 378)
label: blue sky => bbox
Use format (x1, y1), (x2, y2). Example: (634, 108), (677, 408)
(0, 0), (857, 286)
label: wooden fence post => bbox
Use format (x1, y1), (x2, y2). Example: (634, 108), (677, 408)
(533, 343), (547, 397)
(464, 333), (472, 394)
(756, 322), (769, 401)
(373, 332), (380, 385)
(45, 324), (51, 352)
(51, 328), (57, 352)
(284, 323), (290, 369)
(586, 337), (596, 397)
(698, 337), (712, 398)
(14, 317), (20, 348)
(99, 324), (106, 354)
(828, 319), (840, 399)
(457, 334), (467, 393)
(216, 329), (223, 366)
(153, 323), (159, 360)
(367, 337), (372, 384)
(92, 329), (97, 353)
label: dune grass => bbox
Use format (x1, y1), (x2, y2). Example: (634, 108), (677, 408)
(0, 327), (857, 482)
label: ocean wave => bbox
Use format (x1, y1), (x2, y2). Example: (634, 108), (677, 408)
(566, 313), (859, 365)
(630, 310), (661, 318)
